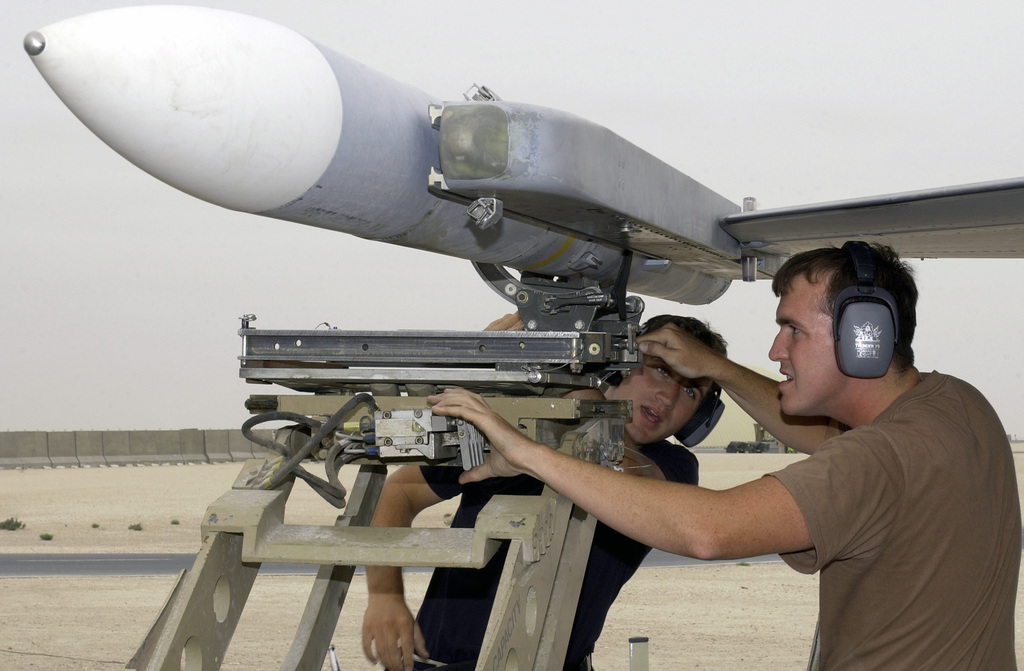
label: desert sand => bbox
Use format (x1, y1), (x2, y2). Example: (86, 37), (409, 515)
(2, 453), (1021, 670)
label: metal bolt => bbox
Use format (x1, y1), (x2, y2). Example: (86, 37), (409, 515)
(741, 255), (758, 282)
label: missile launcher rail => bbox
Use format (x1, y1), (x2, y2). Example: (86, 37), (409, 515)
(238, 326), (640, 394)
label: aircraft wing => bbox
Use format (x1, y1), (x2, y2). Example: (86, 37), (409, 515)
(720, 177), (1024, 263)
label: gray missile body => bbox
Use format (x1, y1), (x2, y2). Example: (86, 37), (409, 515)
(26, 5), (742, 305)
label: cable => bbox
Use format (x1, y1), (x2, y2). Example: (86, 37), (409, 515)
(241, 411), (322, 456)
(239, 394), (377, 506)
(266, 393), (376, 488)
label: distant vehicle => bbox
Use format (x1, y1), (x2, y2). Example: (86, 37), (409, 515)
(726, 440), (776, 453)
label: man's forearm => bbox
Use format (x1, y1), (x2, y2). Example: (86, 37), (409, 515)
(441, 386), (812, 559)
(519, 441), (810, 560)
(711, 359), (834, 454)
(365, 479), (418, 597)
(366, 565), (405, 598)
(366, 514), (407, 596)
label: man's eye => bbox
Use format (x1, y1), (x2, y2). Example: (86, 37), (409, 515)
(657, 366), (671, 377)
(683, 387), (696, 399)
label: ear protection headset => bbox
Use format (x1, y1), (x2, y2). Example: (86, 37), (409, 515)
(832, 241), (899, 378)
(604, 369), (725, 447)
(674, 387), (724, 447)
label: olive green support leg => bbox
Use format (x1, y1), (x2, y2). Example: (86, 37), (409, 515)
(127, 529), (262, 670)
(476, 490), (597, 671)
(279, 464), (387, 671)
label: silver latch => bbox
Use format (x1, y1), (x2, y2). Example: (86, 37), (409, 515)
(467, 197), (504, 229)
(463, 83), (501, 101)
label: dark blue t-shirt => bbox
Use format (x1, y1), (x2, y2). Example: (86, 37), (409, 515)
(414, 440), (698, 669)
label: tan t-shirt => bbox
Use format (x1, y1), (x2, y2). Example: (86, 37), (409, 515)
(772, 372), (1020, 670)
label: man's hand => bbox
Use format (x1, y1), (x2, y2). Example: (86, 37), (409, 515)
(637, 323), (724, 382)
(361, 593), (428, 671)
(428, 388), (542, 483)
(484, 313), (524, 331)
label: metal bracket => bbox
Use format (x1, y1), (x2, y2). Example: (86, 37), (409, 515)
(464, 83), (501, 101)
(472, 262), (643, 335)
(467, 196), (504, 229)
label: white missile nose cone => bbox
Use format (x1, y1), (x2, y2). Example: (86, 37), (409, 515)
(27, 6), (342, 213)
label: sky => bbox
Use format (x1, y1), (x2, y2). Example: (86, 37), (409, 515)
(3, 1), (1023, 436)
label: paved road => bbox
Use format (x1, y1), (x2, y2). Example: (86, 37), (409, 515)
(0, 550), (782, 577)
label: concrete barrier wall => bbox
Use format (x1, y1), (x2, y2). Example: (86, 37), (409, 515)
(0, 432), (27, 469)
(102, 432), (132, 467)
(229, 430), (258, 461)
(203, 429), (233, 463)
(48, 432), (78, 468)
(0, 429), (272, 469)
(75, 431), (105, 467)
(128, 430), (183, 465)
(181, 429), (207, 464)
(0, 432), (49, 469)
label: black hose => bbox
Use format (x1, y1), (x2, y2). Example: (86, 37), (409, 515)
(290, 466), (347, 509)
(241, 411), (322, 456)
(325, 437), (369, 490)
(267, 393), (376, 488)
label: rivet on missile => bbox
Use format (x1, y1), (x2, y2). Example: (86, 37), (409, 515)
(467, 197), (503, 229)
(23, 31), (46, 57)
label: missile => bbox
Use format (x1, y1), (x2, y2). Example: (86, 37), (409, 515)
(25, 6), (743, 306)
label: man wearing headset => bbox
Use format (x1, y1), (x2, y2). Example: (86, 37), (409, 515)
(435, 243), (1019, 669)
(361, 314), (728, 671)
